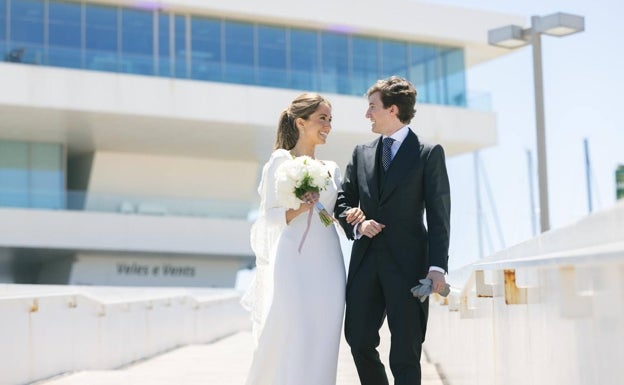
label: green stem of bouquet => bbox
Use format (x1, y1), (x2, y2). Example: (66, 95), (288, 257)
(318, 209), (335, 227)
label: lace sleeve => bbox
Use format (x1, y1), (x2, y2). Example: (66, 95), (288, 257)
(241, 149), (291, 344)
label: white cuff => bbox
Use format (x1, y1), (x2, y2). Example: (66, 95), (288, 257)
(429, 266), (446, 274)
(353, 223), (363, 240)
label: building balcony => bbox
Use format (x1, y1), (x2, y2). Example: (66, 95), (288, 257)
(0, 62), (498, 170)
(0, 192), (254, 286)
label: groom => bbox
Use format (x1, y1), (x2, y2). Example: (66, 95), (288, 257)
(335, 76), (451, 385)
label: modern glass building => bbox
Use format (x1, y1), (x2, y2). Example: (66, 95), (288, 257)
(1, 0), (466, 105)
(0, 0), (522, 286)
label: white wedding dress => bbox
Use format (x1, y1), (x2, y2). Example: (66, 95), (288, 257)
(243, 149), (346, 385)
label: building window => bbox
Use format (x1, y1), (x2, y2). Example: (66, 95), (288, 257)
(224, 21), (254, 84)
(352, 36), (379, 96)
(289, 29), (319, 91)
(85, 3), (119, 71)
(8, 0), (44, 64)
(321, 32), (349, 94)
(0, 141), (64, 209)
(0, 0), (467, 107)
(409, 44), (440, 105)
(120, 7), (154, 75)
(381, 40), (407, 79)
(442, 48), (467, 107)
(174, 14), (187, 78)
(257, 25), (287, 88)
(157, 13), (171, 77)
(48, 0), (82, 69)
(0, 0), (7, 57)
(191, 16), (221, 81)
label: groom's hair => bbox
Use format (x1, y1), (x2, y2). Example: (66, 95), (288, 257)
(368, 76), (417, 124)
(274, 93), (331, 150)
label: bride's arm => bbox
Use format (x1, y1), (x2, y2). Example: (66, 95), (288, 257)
(285, 200), (315, 224)
(261, 151), (314, 226)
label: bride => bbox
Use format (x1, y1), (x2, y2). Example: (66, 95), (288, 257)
(242, 93), (364, 385)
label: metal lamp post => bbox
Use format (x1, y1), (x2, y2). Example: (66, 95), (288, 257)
(488, 12), (584, 233)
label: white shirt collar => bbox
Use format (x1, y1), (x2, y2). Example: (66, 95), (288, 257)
(384, 125), (410, 143)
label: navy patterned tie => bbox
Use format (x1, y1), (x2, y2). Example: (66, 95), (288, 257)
(382, 137), (395, 171)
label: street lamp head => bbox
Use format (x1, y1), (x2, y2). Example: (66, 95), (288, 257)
(488, 12), (585, 50)
(488, 25), (529, 48)
(537, 12), (585, 37)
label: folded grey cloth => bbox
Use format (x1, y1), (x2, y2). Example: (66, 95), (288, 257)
(410, 278), (451, 302)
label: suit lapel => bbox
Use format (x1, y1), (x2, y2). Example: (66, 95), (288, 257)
(363, 138), (381, 202)
(379, 130), (421, 203)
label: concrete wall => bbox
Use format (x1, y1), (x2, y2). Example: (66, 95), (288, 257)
(424, 200), (624, 385)
(0, 208), (253, 256)
(86, 151), (258, 203)
(0, 285), (249, 385)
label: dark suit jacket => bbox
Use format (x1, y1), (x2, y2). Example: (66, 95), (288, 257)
(336, 129), (451, 289)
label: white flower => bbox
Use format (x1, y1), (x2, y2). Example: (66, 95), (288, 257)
(275, 156), (331, 210)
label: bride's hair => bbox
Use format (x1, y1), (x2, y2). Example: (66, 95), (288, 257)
(274, 93), (331, 150)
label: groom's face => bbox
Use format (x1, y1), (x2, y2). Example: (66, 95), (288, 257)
(366, 92), (395, 136)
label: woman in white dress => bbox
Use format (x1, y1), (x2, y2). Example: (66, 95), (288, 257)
(242, 93), (364, 385)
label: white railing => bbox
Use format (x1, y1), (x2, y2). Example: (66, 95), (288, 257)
(0, 285), (249, 385)
(424, 200), (624, 385)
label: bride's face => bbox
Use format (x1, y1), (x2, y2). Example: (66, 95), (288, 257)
(297, 103), (332, 146)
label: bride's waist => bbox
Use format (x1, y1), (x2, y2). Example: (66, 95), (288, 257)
(283, 217), (336, 235)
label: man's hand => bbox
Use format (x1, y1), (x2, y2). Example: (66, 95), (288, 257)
(358, 220), (386, 238)
(426, 270), (447, 294)
(344, 207), (366, 225)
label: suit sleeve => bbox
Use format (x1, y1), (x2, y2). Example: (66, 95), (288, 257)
(424, 144), (451, 272)
(335, 147), (360, 240)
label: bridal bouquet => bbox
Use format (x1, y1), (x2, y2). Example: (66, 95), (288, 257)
(275, 156), (336, 251)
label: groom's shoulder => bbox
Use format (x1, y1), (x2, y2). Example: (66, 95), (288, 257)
(359, 137), (379, 150)
(416, 138), (447, 162)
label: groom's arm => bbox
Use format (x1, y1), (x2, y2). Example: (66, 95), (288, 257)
(335, 147), (360, 240)
(424, 144), (451, 273)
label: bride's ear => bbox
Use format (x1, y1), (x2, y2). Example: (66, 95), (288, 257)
(295, 117), (305, 131)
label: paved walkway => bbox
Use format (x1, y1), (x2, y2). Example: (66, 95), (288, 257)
(38, 323), (444, 385)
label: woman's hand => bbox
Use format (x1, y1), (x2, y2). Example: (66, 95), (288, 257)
(301, 191), (320, 207)
(286, 191), (319, 224)
(344, 207), (366, 225)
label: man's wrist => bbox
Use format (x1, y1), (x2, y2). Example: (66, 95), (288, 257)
(353, 222), (362, 240)
(429, 266), (445, 274)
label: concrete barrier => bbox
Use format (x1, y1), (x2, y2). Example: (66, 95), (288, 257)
(0, 286), (249, 385)
(424, 200), (624, 385)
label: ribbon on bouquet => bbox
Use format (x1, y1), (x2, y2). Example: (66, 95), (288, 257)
(297, 202), (336, 253)
(297, 207), (315, 253)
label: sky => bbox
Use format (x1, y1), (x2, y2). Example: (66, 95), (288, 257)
(418, 0), (624, 269)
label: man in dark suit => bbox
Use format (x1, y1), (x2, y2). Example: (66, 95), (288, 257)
(335, 76), (450, 385)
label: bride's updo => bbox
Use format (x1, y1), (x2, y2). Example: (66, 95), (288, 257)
(274, 93), (331, 150)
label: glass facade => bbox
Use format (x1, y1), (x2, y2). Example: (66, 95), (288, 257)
(0, 141), (65, 209)
(48, 1), (82, 69)
(0, 0), (5, 59)
(0, 0), (467, 105)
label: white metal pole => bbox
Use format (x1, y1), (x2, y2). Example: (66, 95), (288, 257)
(531, 16), (550, 232)
(526, 149), (537, 236)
